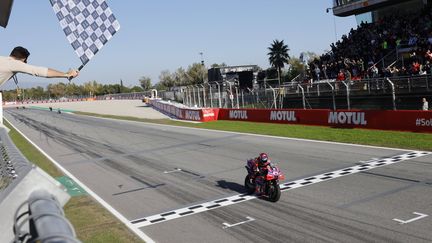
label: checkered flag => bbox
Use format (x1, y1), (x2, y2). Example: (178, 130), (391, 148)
(50, 0), (120, 70)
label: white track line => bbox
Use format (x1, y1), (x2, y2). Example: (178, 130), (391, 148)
(131, 150), (431, 228)
(4, 117), (155, 243)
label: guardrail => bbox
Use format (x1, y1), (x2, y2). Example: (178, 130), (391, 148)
(148, 99), (218, 122)
(0, 128), (32, 204)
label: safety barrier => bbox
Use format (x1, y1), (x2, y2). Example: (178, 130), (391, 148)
(149, 99), (432, 133)
(218, 108), (432, 133)
(149, 99), (218, 122)
(0, 128), (32, 204)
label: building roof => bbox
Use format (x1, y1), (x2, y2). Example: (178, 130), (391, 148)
(333, 0), (411, 17)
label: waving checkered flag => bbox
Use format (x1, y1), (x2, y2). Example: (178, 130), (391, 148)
(50, 0), (120, 70)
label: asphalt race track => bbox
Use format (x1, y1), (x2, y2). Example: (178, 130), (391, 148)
(5, 108), (432, 243)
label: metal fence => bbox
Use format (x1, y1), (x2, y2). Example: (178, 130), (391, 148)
(175, 82), (282, 109)
(95, 90), (180, 101)
(95, 92), (147, 100)
(0, 128), (32, 204)
(283, 75), (431, 110)
(58, 75), (429, 110)
(157, 75), (431, 110)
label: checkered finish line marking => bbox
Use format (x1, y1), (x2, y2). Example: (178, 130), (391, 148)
(131, 151), (431, 228)
(50, 0), (120, 65)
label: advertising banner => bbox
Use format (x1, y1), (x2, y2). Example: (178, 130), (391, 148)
(218, 108), (432, 133)
(149, 100), (431, 132)
(149, 100), (218, 122)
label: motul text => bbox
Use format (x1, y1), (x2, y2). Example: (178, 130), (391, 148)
(328, 112), (367, 125)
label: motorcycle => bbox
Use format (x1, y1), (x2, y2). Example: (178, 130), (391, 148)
(244, 159), (285, 202)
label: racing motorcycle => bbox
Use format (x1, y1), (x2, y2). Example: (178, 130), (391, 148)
(244, 159), (285, 202)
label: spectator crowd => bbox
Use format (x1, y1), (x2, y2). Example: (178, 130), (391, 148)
(309, 7), (432, 81)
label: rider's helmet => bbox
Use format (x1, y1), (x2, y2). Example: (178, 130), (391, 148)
(258, 153), (269, 166)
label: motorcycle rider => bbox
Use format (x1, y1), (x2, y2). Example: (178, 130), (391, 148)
(254, 153), (271, 195)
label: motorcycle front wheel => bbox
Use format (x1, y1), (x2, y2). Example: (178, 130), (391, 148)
(268, 182), (281, 202)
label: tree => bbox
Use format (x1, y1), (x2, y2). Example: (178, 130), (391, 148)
(48, 82), (67, 98)
(301, 51), (319, 64)
(121, 86), (130, 94)
(153, 81), (167, 91)
(102, 84), (120, 94)
(211, 63), (227, 68)
(287, 57), (305, 81)
(265, 68), (278, 79)
(23, 86), (46, 100)
(130, 86), (144, 92)
(159, 70), (176, 88)
(186, 63), (207, 85)
(268, 39), (290, 86)
(65, 83), (83, 96)
(173, 67), (188, 86)
(83, 80), (103, 96)
(3, 89), (18, 101)
(139, 76), (152, 91)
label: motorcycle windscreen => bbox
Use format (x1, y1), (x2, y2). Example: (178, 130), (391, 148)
(0, 0), (14, 28)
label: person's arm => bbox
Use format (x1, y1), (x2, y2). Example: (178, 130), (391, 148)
(46, 68), (79, 79)
(10, 59), (78, 79)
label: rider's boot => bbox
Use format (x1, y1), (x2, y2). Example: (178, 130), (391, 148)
(255, 183), (264, 196)
(255, 185), (261, 196)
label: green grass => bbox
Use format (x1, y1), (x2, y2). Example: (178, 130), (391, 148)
(75, 111), (432, 151)
(64, 196), (141, 243)
(4, 120), (143, 243)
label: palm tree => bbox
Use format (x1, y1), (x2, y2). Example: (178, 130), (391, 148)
(268, 39), (290, 86)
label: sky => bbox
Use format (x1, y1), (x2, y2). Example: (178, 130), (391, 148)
(0, 1), (357, 89)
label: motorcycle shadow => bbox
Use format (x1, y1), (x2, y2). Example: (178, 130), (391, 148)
(216, 180), (247, 194)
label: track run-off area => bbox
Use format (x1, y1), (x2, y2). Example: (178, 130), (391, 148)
(4, 107), (432, 243)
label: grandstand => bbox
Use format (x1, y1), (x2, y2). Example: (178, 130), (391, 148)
(314, 0), (431, 80)
(294, 0), (432, 110)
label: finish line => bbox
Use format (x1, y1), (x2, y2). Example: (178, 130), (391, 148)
(131, 150), (431, 228)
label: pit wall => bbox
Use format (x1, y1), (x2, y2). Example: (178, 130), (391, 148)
(149, 100), (432, 133)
